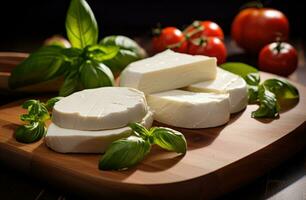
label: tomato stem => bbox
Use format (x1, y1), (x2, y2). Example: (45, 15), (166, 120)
(152, 23), (162, 36)
(241, 0), (263, 9)
(184, 21), (204, 40)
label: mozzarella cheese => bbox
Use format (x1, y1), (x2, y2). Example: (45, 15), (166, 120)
(147, 90), (230, 128)
(120, 49), (217, 94)
(52, 87), (148, 131)
(186, 67), (248, 113)
(45, 110), (154, 153)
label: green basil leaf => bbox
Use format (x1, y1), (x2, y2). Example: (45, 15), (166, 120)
(262, 79), (299, 100)
(59, 70), (80, 96)
(61, 47), (83, 59)
(152, 127), (187, 154)
(15, 122), (47, 143)
(20, 114), (36, 123)
(128, 122), (150, 139)
(21, 99), (50, 122)
(100, 35), (147, 73)
(65, 0), (98, 48)
(100, 35), (147, 58)
(45, 97), (63, 110)
(99, 136), (151, 170)
(220, 62), (258, 80)
(252, 85), (280, 118)
(22, 99), (39, 109)
(247, 85), (259, 103)
(79, 60), (114, 89)
(85, 45), (119, 62)
(103, 50), (141, 74)
(9, 46), (66, 89)
(245, 72), (260, 86)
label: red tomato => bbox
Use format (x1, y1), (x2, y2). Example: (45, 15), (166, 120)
(259, 42), (298, 76)
(188, 37), (227, 65)
(152, 27), (187, 53)
(231, 8), (289, 54)
(184, 20), (224, 40)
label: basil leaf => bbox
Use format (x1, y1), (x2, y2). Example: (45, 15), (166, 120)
(262, 79), (299, 100)
(103, 50), (141, 74)
(152, 127), (187, 154)
(59, 70), (80, 96)
(245, 72), (260, 86)
(65, 0), (98, 48)
(247, 85), (259, 103)
(21, 99), (50, 122)
(85, 45), (119, 62)
(252, 85), (280, 118)
(99, 136), (151, 170)
(15, 122), (47, 143)
(9, 46), (66, 89)
(100, 35), (146, 58)
(45, 97), (62, 110)
(61, 47), (83, 59)
(220, 62), (258, 80)
(100, 35), (147, 74)
(79, 60), (114, 89)
(128, 122), (150, 139)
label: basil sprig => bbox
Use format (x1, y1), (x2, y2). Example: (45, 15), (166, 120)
(9, 0), (146, 96)
(221, 62), (299, 118)
(99, 35), (147, 75)
(99, 123), (187, 170)
(15, 97), (61, 143)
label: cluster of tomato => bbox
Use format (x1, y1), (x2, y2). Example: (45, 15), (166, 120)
(152, 21), (227, 65)
(152, 6), (298, 77)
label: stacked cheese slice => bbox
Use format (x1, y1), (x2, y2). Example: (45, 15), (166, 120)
(45, 87), (153, 153)
(120, 50), (248, 129)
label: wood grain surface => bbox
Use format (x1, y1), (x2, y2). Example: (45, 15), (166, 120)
(0, 72), (306, 200)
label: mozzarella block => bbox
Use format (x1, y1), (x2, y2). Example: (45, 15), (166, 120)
(147, 90), (230, 128)
(120, 49), (217, 94)
(52, 87), (148, 131)
(186, 68), (248, 113)
(45, 110), (154, 153)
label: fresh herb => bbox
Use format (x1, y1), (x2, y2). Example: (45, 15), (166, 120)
(99, 35), (147, 75)
(15, 97), (61, 143)
(99, 123), (187, 170)
(220, 62), (299, 118)
(9, 0), (146, 96)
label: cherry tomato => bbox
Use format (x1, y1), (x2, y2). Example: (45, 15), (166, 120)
(188, 37), (227, 65)
(259, 42), (298, 76)
(184, 20), (224, 40)
(231, 8), (289, 54)
(152, 27), (187, 53)
(44, 35), (71, 48)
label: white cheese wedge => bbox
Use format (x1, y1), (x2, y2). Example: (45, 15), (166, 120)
(147, 90), (230, 128)
(45, 110), (154, 153)
(52, 87), (148, 131)
(186, 68), (248, 113)
(120, 49), (217, 94)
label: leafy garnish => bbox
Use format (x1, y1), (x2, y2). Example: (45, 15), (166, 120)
(9, 0), (146, 96)
(99, 123), (187, 170)
(65, 0), (98, 48)
(15, 97), (62, 143)
(221, 62), (299, 118)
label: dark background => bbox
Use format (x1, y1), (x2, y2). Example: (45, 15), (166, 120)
(0, 0), (305, 52)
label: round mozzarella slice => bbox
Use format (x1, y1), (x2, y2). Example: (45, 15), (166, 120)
(52, 87), (148, 130)
(147, 90), (230, 129)
(45, 110), (154, 153)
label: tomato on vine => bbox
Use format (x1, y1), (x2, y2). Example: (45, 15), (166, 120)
(188, 37), (227, 65)
(152, 27), (187, 53)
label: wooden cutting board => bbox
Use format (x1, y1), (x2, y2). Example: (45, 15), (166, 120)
(1, 72), (306, 200)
